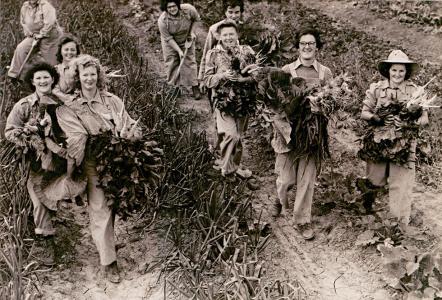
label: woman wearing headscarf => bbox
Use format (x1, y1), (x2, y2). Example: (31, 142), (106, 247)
(359, 49), (429, 225)
(56, 54), (141, 283)
(158, 0), (201, 99)
(8, 0), (62, 79)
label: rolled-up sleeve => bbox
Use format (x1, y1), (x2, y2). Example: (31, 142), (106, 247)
(203, 50), (224, 88)
(20, 4), (32, 37)
(5, 101), (29, 147)
(158, 15), (173, 42)
(188, 4), (201, 22)
(361, 83), (378, 121)
(39, 2), (57, 37)
(56, 105), (88, 166)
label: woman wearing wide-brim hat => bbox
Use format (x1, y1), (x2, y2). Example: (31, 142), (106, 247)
(359, 49), (429, 226)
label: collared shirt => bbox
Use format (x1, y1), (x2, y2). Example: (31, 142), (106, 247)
(203, 43), (255, 89)
(20, 0), (58, 37)
(361, 79), (419, 120)
(271, 58), (333, 153)
(56, 90), (142, 166)
(158, 3), (200, 45)
(282, 58), (333, 88)
(5, 92), (59, 145)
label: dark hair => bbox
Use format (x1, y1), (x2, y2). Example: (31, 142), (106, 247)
(379, 63), (413, 80)
(24, 62), (59, 91)
(223, 0), (244, 13)
(294, 27), (323, 50)
(56, 35), (81, 63)
(216, 20), (238, 34)
(160, 0), (180, 11)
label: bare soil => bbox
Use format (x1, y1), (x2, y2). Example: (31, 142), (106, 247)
(38, 0), (442, 299)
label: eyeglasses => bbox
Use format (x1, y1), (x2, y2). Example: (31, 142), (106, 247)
(299, 41), (316, 47)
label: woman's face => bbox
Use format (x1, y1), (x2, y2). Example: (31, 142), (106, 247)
(219, 27), (238, 48)
(61, 42), (78, 63)
(389, 64), (406, 85)
(79, 65), (98, 92)
(166, 2), (179, 16)
(32, 70), (53, 95)
(299, 34), (317, 61)
(225, 6), (241, 22)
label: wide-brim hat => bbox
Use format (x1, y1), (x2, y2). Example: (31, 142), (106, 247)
(378, 50), (419, 79)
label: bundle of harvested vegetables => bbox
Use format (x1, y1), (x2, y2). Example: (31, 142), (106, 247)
(358, 103), (422, 165)
(213, 47), (261, 118)
(89, 133), (163, 220)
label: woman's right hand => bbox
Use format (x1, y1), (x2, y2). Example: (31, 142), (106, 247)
(223, 70), (237, 81)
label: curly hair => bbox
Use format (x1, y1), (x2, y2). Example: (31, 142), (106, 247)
(56, 34), (81, 63)
(24, 62), (59, 92)
(70, 54), (107, 91)
(160, 0), (180, 11)
(223, 0), (244, 13)
(294, 27), (324, 50)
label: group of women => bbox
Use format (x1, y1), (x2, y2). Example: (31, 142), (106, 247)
(159, 0), (433, 240)
(5, 0), (142, 284)
(3, 0), (434, 285)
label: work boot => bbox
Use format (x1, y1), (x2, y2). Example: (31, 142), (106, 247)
(294, 223), (315, 240)
(33, 235), (56, 266)
(235, 168), (252, 179)
(356, 178), (379, 214)
(103, 261), (121, 283)
(192, 85), (201, 100)
(271, 200), (282, 218)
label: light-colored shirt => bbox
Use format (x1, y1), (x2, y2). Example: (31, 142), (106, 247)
(158, 3), (200, 45)
(56, 90), (142, 166)
(20, 0), (58, 38)
(271, 59), (333, 153)
(198, 19), (226, 81)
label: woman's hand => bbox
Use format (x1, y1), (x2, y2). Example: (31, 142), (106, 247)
(223, 70), (237, 81)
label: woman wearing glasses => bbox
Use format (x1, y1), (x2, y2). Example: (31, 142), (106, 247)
(271, 27), (333, 240)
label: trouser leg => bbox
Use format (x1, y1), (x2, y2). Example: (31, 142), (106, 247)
(274, 152), (297, 209)
(8, 38), (34, 78)
(27, 174), (55, 236)
(389, 163), (415, 225)
(84, 158), (117, 266)
(215, 110), (246, 175)
(293, 156), (316, 224)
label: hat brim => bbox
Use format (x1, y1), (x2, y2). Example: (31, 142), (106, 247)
(378, 61), (419, 79)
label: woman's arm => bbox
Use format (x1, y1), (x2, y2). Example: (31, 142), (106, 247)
(20, 4), (33, 37)
(35, 1), (57, 39)
(361, 83), (378, 121)
(5, 101), (30, 147)
(203, 50), (230, 89)
(56, 105), (88, 166)
(107, 94), (142, 141)
(158, 16), (183, 57)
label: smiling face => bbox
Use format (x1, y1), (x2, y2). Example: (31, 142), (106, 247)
(299, 34), (317, 61)
(225, 6), (241, 22)
(219, 26), (238, 49)
(389, 64), (406, 86)
(166, 2), (179, 16)
(32, 70), (54, 95)
(61, 41), (78, 63)
(79, 65), (98, 92)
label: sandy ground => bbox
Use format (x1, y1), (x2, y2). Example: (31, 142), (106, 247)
(37, 0), (442, 299)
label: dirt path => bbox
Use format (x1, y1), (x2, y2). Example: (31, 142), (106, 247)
(38, 0), (442, 299)
(299, 0), (442, 64)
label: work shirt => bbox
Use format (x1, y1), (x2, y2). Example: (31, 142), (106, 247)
(57, 90), (142, 166)
(270, 59), (332, 153)
(20, 0), (59, 38)
(203, 43), (255, 89)
(198, 19), (226, 81)
(361, 79), (419, 120)
(158, 4), (200, 46)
